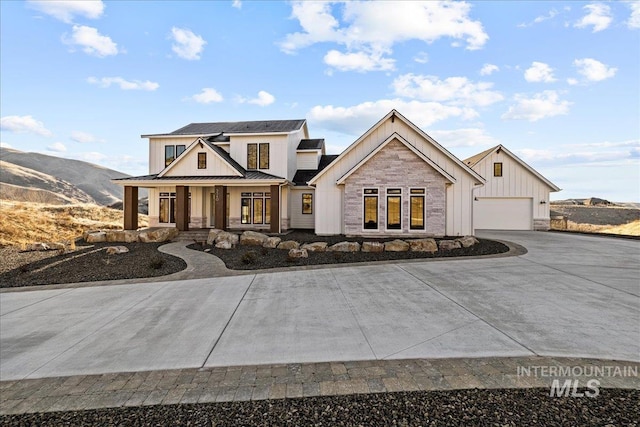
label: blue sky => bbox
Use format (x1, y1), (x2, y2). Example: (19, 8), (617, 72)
(1, 0), (639, 201)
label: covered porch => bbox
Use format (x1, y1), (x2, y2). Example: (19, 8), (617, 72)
(116, 176), (288, 234)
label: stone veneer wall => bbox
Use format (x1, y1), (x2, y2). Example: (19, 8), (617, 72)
(534, 218), (551, 231)
(343, 139), (447, 236)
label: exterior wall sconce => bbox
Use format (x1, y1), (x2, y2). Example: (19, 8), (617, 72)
(474, 197), (478, 201)
(540, 200), (546, 204)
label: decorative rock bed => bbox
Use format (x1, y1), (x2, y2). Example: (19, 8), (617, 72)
(207, 229), (480, 253)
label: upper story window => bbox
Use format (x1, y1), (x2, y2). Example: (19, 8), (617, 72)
(198, 152), (207, 169)
(165, 144), (186, 167)
(494, 162), (503, 177)
(247, 143), (270, 170)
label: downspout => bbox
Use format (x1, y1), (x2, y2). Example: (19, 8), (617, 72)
(471, 183), (482, 236)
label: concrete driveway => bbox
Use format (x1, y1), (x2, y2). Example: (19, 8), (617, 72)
(1, 231), (638, 381)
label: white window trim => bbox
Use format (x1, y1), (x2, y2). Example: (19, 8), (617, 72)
(362, 187), (380, 232)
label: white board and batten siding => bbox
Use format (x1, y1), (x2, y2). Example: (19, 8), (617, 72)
(312, 115), (479, 236)
(471, 149), (555, 230)
(296, 151), (320, 170)
(149, 137), (196, 174)
(290, 188), (315, 229)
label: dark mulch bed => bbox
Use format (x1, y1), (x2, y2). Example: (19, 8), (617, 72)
(2, 388), (638, 426)
(0, 242), (186, 288)
(189, 232), (510, 270)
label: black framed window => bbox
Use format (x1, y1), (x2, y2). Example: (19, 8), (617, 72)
(240, 191), (270, 225)
(247, 144), (258, 170)
(494, 162), (503, 177)
(198, 152), (206, 169)
(176, 145), (186, 157)
(259, 143), (270, 169)
(159, 192), (189, 224)
(387, 188), (402, 230)
(363, 188), (378, 230)
(410, 188), (425, 230)
(302, 193), (313, 214)
(165, 145), (175, 167)
(241, 194), (251, 224)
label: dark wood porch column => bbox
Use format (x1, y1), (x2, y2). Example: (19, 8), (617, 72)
(176, 185), (189, 231)
(270, 185), (280, 233)
(123, 186), (138, 230)
(214, 185), (227, 230)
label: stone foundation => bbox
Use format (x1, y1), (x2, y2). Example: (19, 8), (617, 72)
(533, 218), (551, 231)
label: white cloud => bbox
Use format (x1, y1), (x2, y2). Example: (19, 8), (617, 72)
(516, 140), (639, 166)
(243, 91), (275, 106)
(502, 90), (571, 122)
(524, 61), (556, 83)
(573, 58), (617, 82)
(232, 0), (242, 9)
(518, 8), (559, 27)
(47, 142), (67, 152)
(27, 0), (104, 23)
(1, 142), (13, 149)
(0, 115), (52, 137)
(280, 1), (488, 71)
(87, 76), (159, 91)
(170, 27), (206, 60)
(64, 25), (119, 57)
(392, 74), (504, 107)
(70, 131), (97, 143)
(628, 1), (640, 29)
(567, 77), (579, 85)
(428, 128), (499, 148)
(324, 49), (395, 72)
(308, 99), (477, 135)
(575, 3), (612, 32)
(479, 63), (499, 76)
(413, 52), (429, 64)
(191, 88), (224, 104)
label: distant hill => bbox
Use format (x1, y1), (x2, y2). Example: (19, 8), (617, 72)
(0, 147), (147, 206)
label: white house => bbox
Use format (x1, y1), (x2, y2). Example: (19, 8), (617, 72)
(113, 110), (559, 235)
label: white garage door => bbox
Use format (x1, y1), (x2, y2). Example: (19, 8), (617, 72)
(474, 198), (533, 230)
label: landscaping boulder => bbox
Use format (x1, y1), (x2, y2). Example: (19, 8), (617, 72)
(438, 239), (461, 251)
(207, 229), (223, 245)
(288, 248), (308, 258)
(329, 241), (360, 252)
(384, 239), (410, 252)
(240, 231), (268, 246)
(106, 230), (139, 243)
(277, 240), (300, 250)
(301, 242), (328, 252)
(105, 246), (129, 255)
(215, 240), (233, 249)
(215, 231), (239, 247)
(408, 238), (438, 253)
(139, 227), (179, 243)
(45, 242), (66, 251)
(456, 235), (479, 248)
(361, 241), (384, 252)
(85, 231), (107, 243)
(26, 242), (50, 251)
(263, 236), (282, 249)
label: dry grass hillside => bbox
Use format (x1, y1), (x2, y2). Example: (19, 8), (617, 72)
(0, 200), (149, 247)
(551, 201), (640, 237)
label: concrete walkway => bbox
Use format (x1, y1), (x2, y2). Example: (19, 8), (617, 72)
(2, 231), (638, 380)
(2, 356), (638, 415)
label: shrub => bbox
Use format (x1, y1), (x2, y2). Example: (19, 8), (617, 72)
(149, 257), (165, 269)
(241, 251), (257, 265)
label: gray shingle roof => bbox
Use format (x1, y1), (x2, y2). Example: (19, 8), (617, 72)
(292, 154), (339, 186)
(463, 145), (499, 167)
(297, 139), (324, 150)
(113, 171), (284, 182)
(169, 119), (306, 135)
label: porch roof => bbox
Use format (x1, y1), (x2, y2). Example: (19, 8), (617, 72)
(113, 171), (286, 186)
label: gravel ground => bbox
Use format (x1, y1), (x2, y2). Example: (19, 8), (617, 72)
(2, 388), (638, 426)
(550, 205), (640, 226)
(189, 233), (510, 270)
(0, 242), (186, 288)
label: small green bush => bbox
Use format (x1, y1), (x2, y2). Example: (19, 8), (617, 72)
(149, 257), (165, 269)
(242, 251), (257, 265)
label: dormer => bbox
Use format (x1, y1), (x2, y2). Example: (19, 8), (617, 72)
(296, 139), (325, 170)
